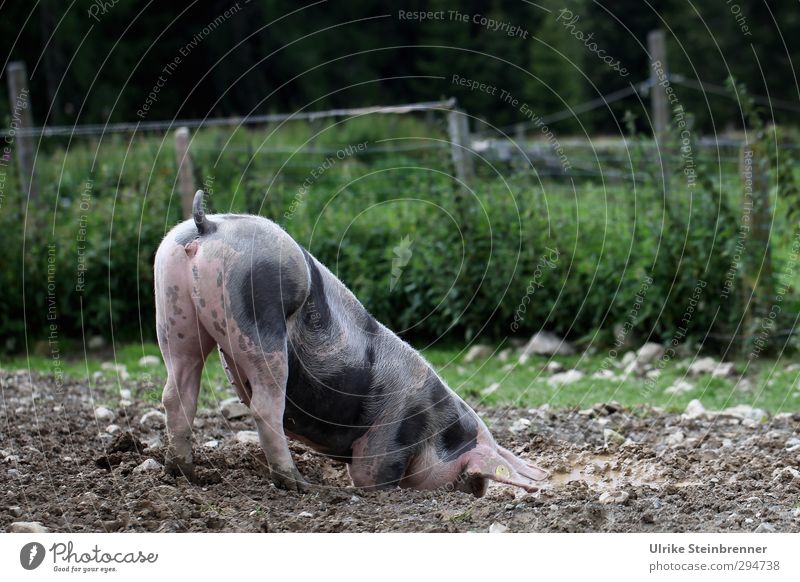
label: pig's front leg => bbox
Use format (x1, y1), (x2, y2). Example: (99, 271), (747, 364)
(245, 348), (308, 492)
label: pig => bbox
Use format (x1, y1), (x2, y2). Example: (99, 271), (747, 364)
(153, 191), (548, 496)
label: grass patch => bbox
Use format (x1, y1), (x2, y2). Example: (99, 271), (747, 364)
(2, 342), (798, 413)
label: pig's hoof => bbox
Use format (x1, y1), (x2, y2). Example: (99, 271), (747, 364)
(271, 467), (309, 493)
(165, 457), (195, 480)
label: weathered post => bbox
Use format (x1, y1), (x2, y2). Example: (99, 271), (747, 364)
(174, 127), (195, 219)
(447, 106), (474, 187)
(739, 141), (774, 356)
(648, 30), (671, 200)
(6, 61), (38, 203)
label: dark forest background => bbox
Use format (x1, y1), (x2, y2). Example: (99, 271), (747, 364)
(2, 0), (799, 133)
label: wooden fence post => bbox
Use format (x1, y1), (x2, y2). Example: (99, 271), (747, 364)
(647, 30), (669, 138)
(6, 61), (38, 203)
(447, 106), (473, 187)
(739, 141), (774, 355)
(174, 127), (195, 219)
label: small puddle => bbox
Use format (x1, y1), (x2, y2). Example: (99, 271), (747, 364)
(544, 453), (669, 492)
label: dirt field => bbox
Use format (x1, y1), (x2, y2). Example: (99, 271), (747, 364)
(2, 370), (799, 533)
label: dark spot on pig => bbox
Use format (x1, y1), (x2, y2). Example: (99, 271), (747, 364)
(177, 333), (185, 339)
(211, 309), (218, 319)
(213, 321), (227, 337)
(232, 258), (303, 349)
(199, 298), (206, 308)
(169, 317), (176, 326)
(238, 335), (248, 351)
(395, 405), (429, 451)
(440, 419), (478, 462)
(217, 272), (223, 287)
(283, 344), (378, 462)
(192, 265), (199, 281)
(299, 251), (331, 330)
(374, 458), (407, 488)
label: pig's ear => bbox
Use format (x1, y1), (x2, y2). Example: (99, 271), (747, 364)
(463, 445), (548, 493)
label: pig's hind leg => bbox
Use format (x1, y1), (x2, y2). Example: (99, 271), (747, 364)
(155, 250), (216, 479)
(242, 343), (308, 492)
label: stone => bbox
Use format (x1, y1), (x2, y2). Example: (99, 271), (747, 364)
(592, 369), (617, 380)
(464, 344), (493, 363)
(636, 343), (665, 364)
(688, 356), (718, 375)
(599, 490), (629, 504)
(712, 362), (736, 378)
(665, 430), (685, 446)
(133, 458), (163, 473)
(87, 336), (106, 350)
(138, 355), (161, 367)
(480, 383), (500, 397)
(203, 440), (220, 449)
(722, 404), (766, 422)
(94, 406), (115, 423)
(755, 522), (776, 533)
(620, 351), (637, 367)
(520, 331), (575, 357)
(297, 511), (314, 518)
(236, 431), (260, 445)
(509, 418), (531, 433)
(603, 428), (625, 446)
(497, 348), (513, 362)
(105, 424), (121, 435)
(119, 389), (132, 400)
(684, 399), (706, 419)
(664, 380), (695, 395)
(545, 361), (565, 374)
(220, 398), (250, 420)
(9, 521), (49, 533)
(488, 522), (508, 533)
(140, 410), (166, 429)
(547, 369), (584, 387)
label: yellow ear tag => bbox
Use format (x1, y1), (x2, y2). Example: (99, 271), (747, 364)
(495, 465), (510, 478)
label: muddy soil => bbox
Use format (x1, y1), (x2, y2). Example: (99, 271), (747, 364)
(1, 370), (799, 532)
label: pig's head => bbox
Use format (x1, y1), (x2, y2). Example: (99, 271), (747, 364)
(398, 386), (549, 498)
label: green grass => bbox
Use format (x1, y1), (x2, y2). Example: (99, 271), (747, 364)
(3, 342), (798, 414)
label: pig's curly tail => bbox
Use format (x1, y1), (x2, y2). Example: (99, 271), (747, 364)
(193, 190), (217, 235)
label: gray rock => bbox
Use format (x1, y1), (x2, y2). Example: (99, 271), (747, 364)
(521, 331), (575, 357)
(488, 522), (508, 533)
(463, 344), (493, 363)
(712, 362), (736, 378)
(599, 490), (629, 504)
(545, 361), (565, 374)
(684, 399), (706, 419)
(8, 506), (23, 517)
(297, 511), (314, 518)
(236, 430), (260, 445)
(105, 424), (121, 435)
(548, 369), (584, 387)
(133, 458), (163, 473)
(636, 343), (665, 364)
(755, 522), (776, 533)
(140, 410), (166, 430)
(666, 430), (685, 446)
(722, 404), (766, 422)
(480, 383), (500, 396)
(509, 418), (531, 433)
(603, 428), (625, 446)
(9, 521), (49, 533)
(688, 356), (719, 376)
(94, 406), (115, 423)
(220, 398), (250, 420)
(203, 439), (220, 449)
(87, 336), (106, 350)
(138, 355), (161, 367)
(664, 380), (695, 395)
